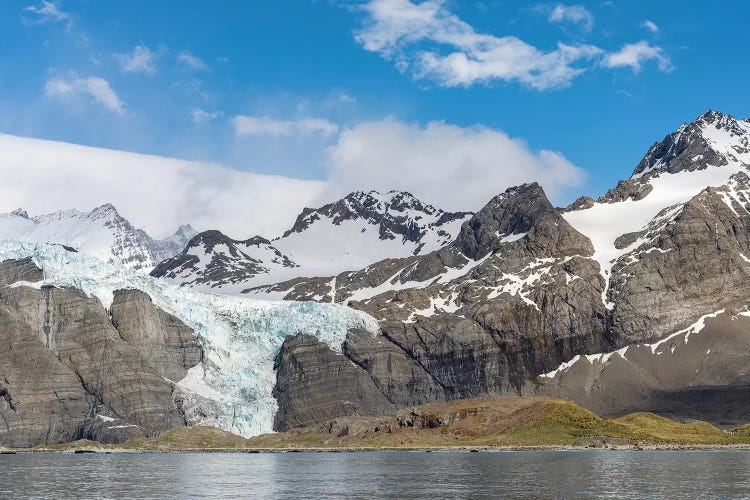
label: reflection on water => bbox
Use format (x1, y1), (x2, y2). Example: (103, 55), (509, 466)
(2, 450), (750, 499)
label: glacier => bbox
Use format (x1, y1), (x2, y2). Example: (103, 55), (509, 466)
(0, 240), (379, 437)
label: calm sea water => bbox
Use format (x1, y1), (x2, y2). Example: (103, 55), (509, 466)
(2, 450), (750, 499)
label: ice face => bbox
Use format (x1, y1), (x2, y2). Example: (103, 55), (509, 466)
(0, 240), (379, 437)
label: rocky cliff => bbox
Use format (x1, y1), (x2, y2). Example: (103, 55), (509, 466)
(0, 258), (203, 447)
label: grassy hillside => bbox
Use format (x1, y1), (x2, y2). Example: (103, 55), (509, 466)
(25, 397), (750, 451)
(246, 397), (750, 449)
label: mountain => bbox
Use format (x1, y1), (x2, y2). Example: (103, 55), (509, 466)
(8, 109), (750, 445)
(151, 190), (472, 292)
(0, 204), (194, 270)
(260, 110), (750, 430)
(151, 230), (299, 290)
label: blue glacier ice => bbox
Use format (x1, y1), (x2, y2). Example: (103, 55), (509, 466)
(0, 240), (379, 437)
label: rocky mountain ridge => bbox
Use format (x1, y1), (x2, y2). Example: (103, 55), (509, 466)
(0, 258), (203, 447)
(265, 110), (750, 431)
(151, 190), (472, 292)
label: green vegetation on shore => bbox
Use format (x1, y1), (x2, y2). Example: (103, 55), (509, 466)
(20, 397), (750, 452)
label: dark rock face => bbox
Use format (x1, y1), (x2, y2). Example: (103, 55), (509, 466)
(596, 179), (653, 204)
(270, 183), (611, 430)
(110, 289), (203, 382)
(566, 196), (595, 211)
(529, 312), (750, 426)
(0, 300), (89, 448)
(272, 334), (395, 431)
(608, 172), (750, 344)
(0, 258), (44, 285)
(0, 260), (203, 447)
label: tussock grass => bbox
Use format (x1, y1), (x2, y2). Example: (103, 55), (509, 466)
(16, 397), (750, 451)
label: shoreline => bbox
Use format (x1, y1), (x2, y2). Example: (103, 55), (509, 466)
(9, 443), (750, 454)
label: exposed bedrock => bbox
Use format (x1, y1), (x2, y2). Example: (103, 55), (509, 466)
(0, 258), (203, 447)
(528, 312), (750, 426)
(272, 333), (395, 431)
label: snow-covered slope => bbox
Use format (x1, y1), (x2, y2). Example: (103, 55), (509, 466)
(0, 240), (377, 437)
(276, 190), (471, 269)
(563, 110), (750, 305)
(0, 204), (193, 271)
(153, 190), (472, 292)
(151, 230), (299, 291)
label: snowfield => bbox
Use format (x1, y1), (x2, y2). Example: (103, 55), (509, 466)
(0, 240), (379, 437)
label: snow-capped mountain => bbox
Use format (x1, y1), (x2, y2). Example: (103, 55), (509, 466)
(8, 109), (750, 443)
(152, 190), (472, 292)
(243, 110), (750, 430)
(151, 230), (299, 290)
(0, 203), (194, 270)
(563, 109), (750, 306)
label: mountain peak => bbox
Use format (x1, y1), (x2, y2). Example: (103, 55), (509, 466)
(631, 110), (750, 179)
(10, 209), (28, 219)
(176, 224), (195, 234)
(89, 203), (120, 216)
(282, 190), (471, 241)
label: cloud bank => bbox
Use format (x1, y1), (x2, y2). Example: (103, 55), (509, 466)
(0, 118), (586, 238)
(0, 134), (325, 239)
(324, 118), (586, 211)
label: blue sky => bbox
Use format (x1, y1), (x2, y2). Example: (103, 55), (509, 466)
(0, 0), (747, 234)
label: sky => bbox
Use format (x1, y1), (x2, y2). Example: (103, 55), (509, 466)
(0, 0), (748, 238)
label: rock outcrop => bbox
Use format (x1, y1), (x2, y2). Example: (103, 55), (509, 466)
(272, 334), (395, 431)
(0, 258), (203, 447)
(530, 311), (750, 426)
(608, 172), (750, 343)
(110, 289), (203, 382)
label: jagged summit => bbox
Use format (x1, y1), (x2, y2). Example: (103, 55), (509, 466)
(154, 190), (473, 292)
(631, 109), (750, 179)
(283, 189), (471, 241)
(276, 189), (472, 266)
(151, 229), (298, 290)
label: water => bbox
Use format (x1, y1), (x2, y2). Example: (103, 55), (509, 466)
(2, 450), (750, 499)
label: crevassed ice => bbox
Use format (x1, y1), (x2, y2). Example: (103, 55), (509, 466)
(0, 240), (379, 437)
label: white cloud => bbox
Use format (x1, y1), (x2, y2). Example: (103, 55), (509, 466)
(355, 0), (672, 89)
(233, 116), (339, 138)
(23, 1), (70, 24)
(641, 20), (659, 33)
(604, 41), (672, 73)
(356, 0), (603, 90)
(177, 51), (209, 71)
(0, 134), (325, 239)
(44, 74), (124, 113)
(192, 108), (222, 124)
(115, 45), (158, 74)
(324, 118), (586, 210)
(548, 4), (594, 32)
